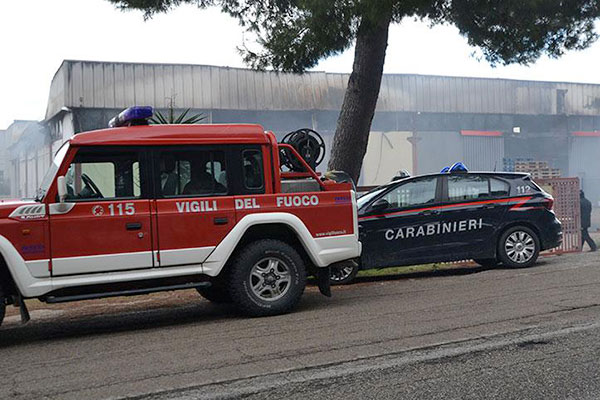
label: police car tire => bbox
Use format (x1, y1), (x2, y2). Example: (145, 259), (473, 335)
(498, 226), (540, 268)
(196, 285), (232, 304)
(228, 239), (306, 317)
(330, 262), (359, 285)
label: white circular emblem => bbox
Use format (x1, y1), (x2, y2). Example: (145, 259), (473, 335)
(92, 205), (104, 216)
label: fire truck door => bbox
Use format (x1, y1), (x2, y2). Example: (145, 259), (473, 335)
(153, 147), (236, 268)
(50, 147), (154, 276)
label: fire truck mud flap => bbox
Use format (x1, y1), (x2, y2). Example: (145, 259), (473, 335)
(316, 266), (331, 297)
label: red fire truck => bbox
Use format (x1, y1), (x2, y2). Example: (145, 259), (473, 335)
(0, 107), (361, 324)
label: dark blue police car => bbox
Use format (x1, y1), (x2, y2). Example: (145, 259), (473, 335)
(330, 164), (563, 284)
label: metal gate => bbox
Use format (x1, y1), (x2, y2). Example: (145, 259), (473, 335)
(462, 135), (505, 171)
(537, 177), (581, 254)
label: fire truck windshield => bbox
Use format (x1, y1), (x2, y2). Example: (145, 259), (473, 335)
(35, 142), (70, 201)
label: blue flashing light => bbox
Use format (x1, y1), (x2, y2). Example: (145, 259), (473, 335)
(450, 162), (468, 173)
(440, 162), (469, 173)
(109, 106), (153, 128)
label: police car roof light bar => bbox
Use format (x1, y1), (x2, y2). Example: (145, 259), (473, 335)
(450, 162), (468, 173)
(109, 106), (153, 128)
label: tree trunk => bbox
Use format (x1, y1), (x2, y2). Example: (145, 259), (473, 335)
(327, 12), (392, 184)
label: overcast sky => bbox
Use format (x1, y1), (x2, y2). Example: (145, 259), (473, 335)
(1, 0), (600, 129)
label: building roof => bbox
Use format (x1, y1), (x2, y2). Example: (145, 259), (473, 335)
(70, 124), (269, 146)
(46, 60), (600, 121)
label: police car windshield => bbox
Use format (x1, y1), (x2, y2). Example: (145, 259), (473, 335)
(357, 185), (389, 209)
(35, 142), (70, 201)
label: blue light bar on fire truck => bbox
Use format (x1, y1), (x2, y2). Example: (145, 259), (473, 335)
(108, 106), (153, 128)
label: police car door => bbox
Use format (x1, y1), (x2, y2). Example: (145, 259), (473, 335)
(153, 147), (236, 268)
(359, 176), (443, 269)
(439, 174), (509, 259)
(49, 146), (154, 275)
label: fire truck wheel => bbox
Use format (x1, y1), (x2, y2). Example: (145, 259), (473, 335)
(196, 285), (232, 304)
(473, 258), (499, 268)
(498, 226), (540, 268)
(228, 239), (306, 317)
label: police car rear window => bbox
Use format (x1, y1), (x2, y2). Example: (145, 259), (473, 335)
(490, 178), (510, 197)
(448, 175), (488, 201)
(448, 175), (509, 202)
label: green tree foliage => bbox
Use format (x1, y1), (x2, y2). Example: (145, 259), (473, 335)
(108, 0), (599, 180)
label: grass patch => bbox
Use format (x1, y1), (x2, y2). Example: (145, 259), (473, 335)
(357, 262), (470, 278)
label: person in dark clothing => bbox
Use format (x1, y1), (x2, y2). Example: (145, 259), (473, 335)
(580, 190), (597, 252)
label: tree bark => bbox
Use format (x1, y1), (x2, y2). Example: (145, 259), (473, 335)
(327, 11), (392, 184)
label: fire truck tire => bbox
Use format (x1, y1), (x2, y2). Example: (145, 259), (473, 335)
(228, 239), (306, 317)
(498, 226), (540, 268)
(0, 287), (5, 327)
(196, 285), (232, 304)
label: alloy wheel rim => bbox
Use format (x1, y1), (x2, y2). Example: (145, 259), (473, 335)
(249, 257), (291, 301)
(505, 231), (535, 264)
(330, 265), (355, 282)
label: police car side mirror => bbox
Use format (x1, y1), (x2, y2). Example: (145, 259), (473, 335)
(370, 198), (390, 212)
(57, 176), (67, 203)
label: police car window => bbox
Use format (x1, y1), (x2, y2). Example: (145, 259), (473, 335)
(65, 150), (141, 201)
(490, 178), (509, 198)
(448, 175), (489, 201)
(382, 177), (437, 208)
(159, 150), (227, 197)
(242, 149), (264, 189)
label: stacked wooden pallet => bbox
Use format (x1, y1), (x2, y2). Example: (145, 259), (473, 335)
(514, 160), (561, 179)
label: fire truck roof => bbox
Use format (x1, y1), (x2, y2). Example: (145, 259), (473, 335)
(70, 124), (270, 146)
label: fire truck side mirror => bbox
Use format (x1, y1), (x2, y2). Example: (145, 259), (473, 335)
(57, 176), (67, 203)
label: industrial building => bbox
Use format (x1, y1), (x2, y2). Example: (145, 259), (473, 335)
(5, 59), (600, 205)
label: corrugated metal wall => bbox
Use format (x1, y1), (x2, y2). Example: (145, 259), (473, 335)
(569, 136), (600, 207)
(415, 131), (463, 174)
(46, 61), (600, 120)
(462, 136), (505, 171)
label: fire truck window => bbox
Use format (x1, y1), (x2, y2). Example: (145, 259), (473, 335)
(159, 150), (227, 197)
(65, 152), (141, 200)
(490, 178), (509, 198)
(242, 150), (264, 189)
(448, 175), (490, 201)
(382, 177), (437, 209)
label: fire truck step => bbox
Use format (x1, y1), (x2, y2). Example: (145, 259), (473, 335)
(44, 282), (212, 304)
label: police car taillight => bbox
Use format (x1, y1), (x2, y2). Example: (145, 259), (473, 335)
(544, 197), (554, 210)
(109, 106), (153, 128)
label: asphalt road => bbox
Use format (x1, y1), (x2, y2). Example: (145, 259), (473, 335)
(0, 250), (599, 400)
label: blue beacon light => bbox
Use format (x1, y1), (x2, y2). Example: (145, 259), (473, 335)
(440, 162), (469, 173)
(109, 106), (153, 128)
(450, 162), (468, 173)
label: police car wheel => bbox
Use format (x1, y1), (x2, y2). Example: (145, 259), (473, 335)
(196, 285), (232, 304)
(330, 262), (359, 285)
(498, 226), (540, 268)
(228, 239), (306, 317)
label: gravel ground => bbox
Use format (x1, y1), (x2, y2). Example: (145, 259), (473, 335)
(0, 250), (598, 400)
